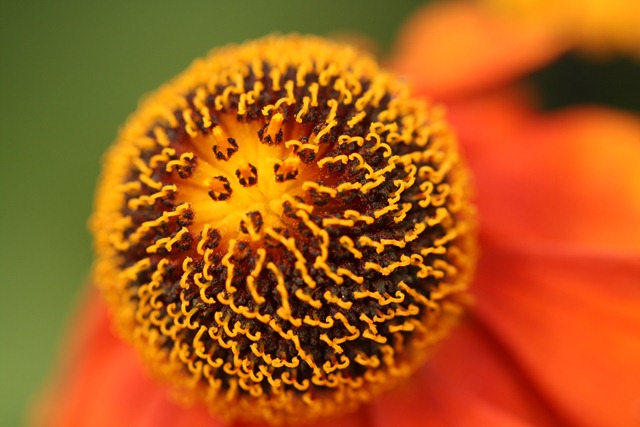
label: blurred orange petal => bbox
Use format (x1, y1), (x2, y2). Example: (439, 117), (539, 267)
(480, 0), (640, 58)
(30, 291), (220, 427)
(371, 319), (565, 427)
(448, 93), (640, 252)
(473, 244), (640, 427)
(445, 92), (640, 427)
(392, 1), (568, 100)
(372, 369), (535, 427)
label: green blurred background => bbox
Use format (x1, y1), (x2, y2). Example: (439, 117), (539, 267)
(1, 1), (639, 426)
(0, 1), (425, 425)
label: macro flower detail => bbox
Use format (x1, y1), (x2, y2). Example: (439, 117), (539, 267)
(90, 35), (476, 424)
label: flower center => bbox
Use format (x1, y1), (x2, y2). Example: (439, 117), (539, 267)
(174, 112), (313, 241)
(92, 35), (476, 425)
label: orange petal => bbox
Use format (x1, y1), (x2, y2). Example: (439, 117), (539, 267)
(478, 0), (640, 59)
(234, 407), (370, 427)
(369, 316), (568, 427)
(392, 1), (567, 100)
(448, 93), (640, 253)
(473, 243), (640, 427)
(30, 290), (221, 427)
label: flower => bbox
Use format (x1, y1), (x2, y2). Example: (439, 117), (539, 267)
(31, 3), (640, 427)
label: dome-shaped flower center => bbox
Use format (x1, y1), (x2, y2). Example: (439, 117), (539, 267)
(92, 35), (476, 425)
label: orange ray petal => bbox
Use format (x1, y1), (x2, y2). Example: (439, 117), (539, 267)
(30, 290), (221, 427)
(391, 1), (567, 101)
(473, 243), (640, 427)
(369, 314), (574, 427)
(447, 92), (640, 253)
(370, 354), (539, 427)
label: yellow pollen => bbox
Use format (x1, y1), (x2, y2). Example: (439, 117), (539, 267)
(91, 35), (476, 425)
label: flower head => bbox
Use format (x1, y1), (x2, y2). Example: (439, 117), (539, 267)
(90, 35), (475, 425)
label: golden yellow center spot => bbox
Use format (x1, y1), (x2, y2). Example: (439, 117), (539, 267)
(176, 114), (317, 239)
